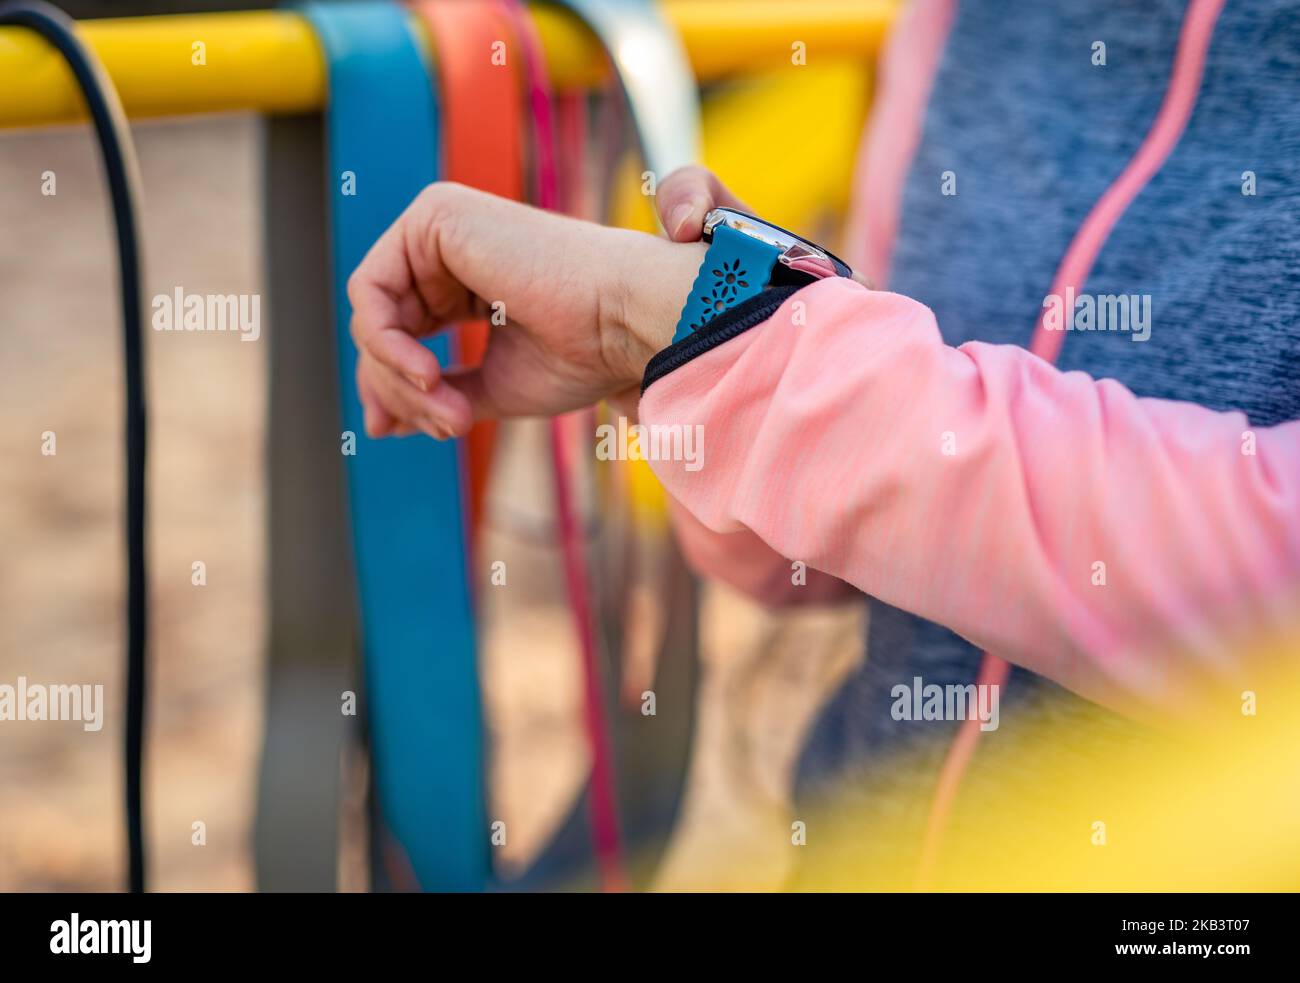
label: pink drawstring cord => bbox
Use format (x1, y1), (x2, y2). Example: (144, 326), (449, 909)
(915, 0), (1227, 889)
(501, 0), (627, 891)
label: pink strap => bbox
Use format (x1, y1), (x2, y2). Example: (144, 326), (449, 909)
(916, 0), (1228, 889)
(845, 0), (956, 286)
(1032, 0), (1227, 363)
(500, 0), (627, 891)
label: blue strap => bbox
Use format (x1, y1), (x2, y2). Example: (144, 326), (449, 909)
(672, 224), (781, 344)
(300, 0), (487, 891)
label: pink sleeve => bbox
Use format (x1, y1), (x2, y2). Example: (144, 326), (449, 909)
(639, 277), (1300, 714)
(668, 500), (856, 607)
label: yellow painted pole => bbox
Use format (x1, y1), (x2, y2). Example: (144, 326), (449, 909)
(0, 12), (326, 127)
(0, 1), (897, 129)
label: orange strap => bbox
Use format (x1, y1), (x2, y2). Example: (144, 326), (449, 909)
(413, 0), (527, 533)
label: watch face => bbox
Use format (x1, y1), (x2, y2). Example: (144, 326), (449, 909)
(703, 208), (854, 279)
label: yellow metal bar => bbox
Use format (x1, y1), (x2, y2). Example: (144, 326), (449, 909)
(0, 1), (897, 129)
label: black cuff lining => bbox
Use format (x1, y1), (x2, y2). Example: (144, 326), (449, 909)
(641, 285), (801, 395)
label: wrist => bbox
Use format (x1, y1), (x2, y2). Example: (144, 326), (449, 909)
(604, 229), (706, 388)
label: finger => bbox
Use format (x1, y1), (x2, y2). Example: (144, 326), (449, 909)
(375, 418), (419, 437)
(365, 355), (453, 438)
(358, 352), (415, 432)
(358, 359), (425, 437)
(364, 352), (474, 439)
(353, 318), (446, 393)
(345, 194), (479, 351)
(357, 359), (398, 438)
(438, 364), (501, 425)
(656, 165), (753, 242)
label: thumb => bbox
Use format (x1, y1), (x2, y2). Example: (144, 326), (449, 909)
(435, 365), (498, 435)
(657, 165), (753, 242)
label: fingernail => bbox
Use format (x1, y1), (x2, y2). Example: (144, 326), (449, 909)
(668, 201), (695, 239)
(405, 373), (430, 393)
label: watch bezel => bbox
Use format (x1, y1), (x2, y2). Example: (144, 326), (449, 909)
(702, 207), (853, 279)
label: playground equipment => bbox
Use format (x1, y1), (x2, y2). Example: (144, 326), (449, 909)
(0, 0), (896, 891)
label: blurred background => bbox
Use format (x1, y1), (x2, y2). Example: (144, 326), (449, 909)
(0, 0), (888, 891)
(5, 0), (1299, 896)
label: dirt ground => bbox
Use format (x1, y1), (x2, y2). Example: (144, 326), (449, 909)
(0, 114), (860, 892)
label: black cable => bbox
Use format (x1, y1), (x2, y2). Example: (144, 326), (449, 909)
(1, 0), (149, 892)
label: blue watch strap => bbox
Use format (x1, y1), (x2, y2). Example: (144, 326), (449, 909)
(300, 0), (487, 892)
(672, 224), (782, 344)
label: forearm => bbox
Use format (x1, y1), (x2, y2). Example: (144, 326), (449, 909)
(638, 277), (1300, 714)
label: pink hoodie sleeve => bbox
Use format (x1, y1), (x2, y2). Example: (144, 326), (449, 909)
(667, 500), (856, 607)
(639, 278), (1300, 714)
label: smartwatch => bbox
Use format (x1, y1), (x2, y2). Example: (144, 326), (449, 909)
(673, 208), (854, 344)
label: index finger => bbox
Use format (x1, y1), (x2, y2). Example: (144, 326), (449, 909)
(345, 198), (471, 387)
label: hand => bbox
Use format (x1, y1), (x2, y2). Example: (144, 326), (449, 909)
(655, 165), (873, 287)
(348, 181), (705, 439)
(655, 164), (756, 244)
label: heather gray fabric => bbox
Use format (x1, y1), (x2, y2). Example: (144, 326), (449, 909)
(792, 0), (1299, 885)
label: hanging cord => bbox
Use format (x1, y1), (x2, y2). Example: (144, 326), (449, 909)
(0, 0), (149, 892)
(914, 0), (1227, 890)
(500, 0), (626, 890)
